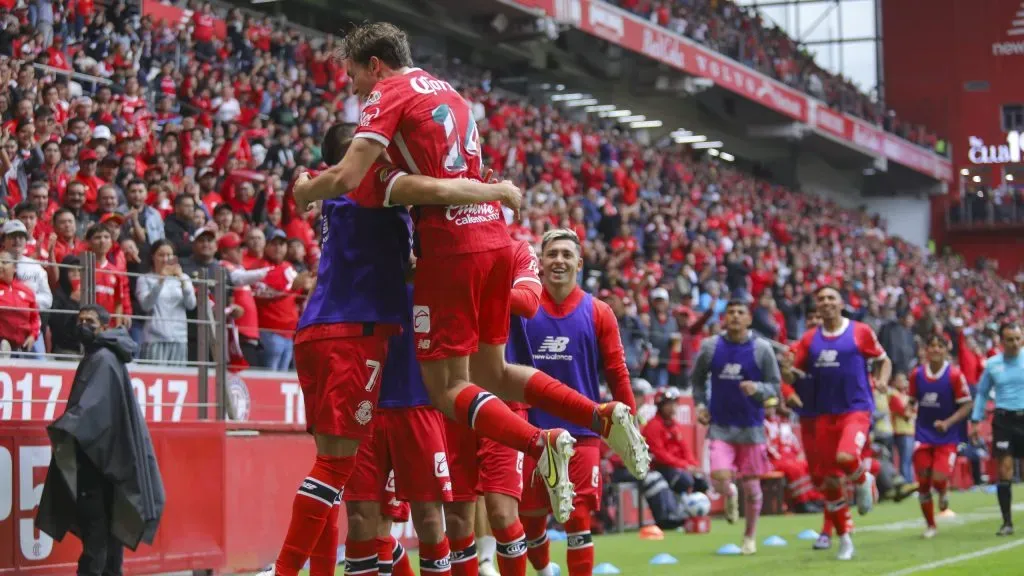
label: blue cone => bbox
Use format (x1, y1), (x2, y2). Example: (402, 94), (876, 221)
(763, 535), (788, 547)
(797, 529), (819, 540)
(717, 543), (742, 556)
(547, 528), (568, 541)
(649, 553), (679, 565)
(984, 485), (998, 495)
(593, 562), (621, 574)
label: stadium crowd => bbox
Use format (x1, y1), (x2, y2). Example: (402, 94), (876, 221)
(0, 1), (1015, 381)
(613, 0), (944, 152)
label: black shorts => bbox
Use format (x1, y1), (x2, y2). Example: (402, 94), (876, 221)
(992, 409), (1024, 459)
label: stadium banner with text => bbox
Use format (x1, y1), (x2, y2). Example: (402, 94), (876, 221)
(141, 0), (227, 39)
(514, 0), (952, 181)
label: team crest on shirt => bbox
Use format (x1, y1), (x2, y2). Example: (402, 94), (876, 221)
(365, 90), (382, 106)
(815, 349), (840, 367)
(719, 363), (743, 380)
(355, 400), (374, 425)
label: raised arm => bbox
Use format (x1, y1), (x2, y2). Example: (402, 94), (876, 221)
(294, 137), (383, 207)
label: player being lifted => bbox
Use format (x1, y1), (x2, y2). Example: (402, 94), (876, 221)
(264, 124), (519, 576)
(691, 301), (781, 556)
(519, 229), (637, 576)
(782, 286), (891, 561)
(908, 334), (974, 539)
(444, 237), (540, 576)
(294, 22), (649, 522)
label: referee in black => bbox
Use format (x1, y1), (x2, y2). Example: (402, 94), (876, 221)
(970, 322), (1024, 536)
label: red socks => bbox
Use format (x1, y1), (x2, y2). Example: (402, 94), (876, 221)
(420, 538), (453, 575)
(820, 512), (834, 537)
(376, 537), (394, 575)
(524, 372), (598, 432)
(838, 457), (867, 485)
(392, 538), (415, 576)
(276, 455), (355, 576)
(309, 497), (341, 576)
(494, 521), (528, 576)
(454, 385), (542, 455)
(823, 483), (851, 536)
(564, 508), (594, 576)
(449, 535), (477, 576)
(521, 515), (550, 571)
(919, 478), (936, 527)
(344, 538), (379, 576)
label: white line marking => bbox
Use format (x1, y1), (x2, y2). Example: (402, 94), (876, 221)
(883, 539), (1024, 576)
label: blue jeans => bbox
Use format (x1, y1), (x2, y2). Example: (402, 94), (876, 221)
(895, 434), (915, 482)
(260, 331), (293, 371)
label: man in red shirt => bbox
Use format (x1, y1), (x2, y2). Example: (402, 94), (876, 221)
(643, 388), (708, 495)
(75, 148), (105, 213)
(0, 251), (40, 353)
(219, 232), (268, 368)
(46, 207), (83, 287)
(255, 229), (312, 371)
(294, 24), (649, 523)
(84, 224), (128, 328)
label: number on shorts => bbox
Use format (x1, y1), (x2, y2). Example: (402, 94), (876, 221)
(948, 451), (957, 470)
(364, 360), (381, 392)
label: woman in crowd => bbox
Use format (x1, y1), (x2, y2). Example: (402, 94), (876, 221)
(49, 254), (84, 355)
(135, 239), (196, 365)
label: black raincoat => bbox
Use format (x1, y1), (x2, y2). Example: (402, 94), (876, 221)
(36, 328), (165, 551)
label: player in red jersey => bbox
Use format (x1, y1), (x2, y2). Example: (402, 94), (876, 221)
(908, 334), (974, 538)
(294, 22), (649, 524)
(444, 239), (539, 576)
(781, 286), (891, 561)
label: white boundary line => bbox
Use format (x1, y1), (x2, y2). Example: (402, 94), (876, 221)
(883, 539), (1024, 576)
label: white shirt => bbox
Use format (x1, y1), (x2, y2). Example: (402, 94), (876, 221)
(212, 97), (241, 123)
(15, 255), (52, 310)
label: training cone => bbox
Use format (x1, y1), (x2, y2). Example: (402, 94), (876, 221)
(939, 509), (957, 518)
(797, 529), (819, 540)
(763, 535), (788, 547)
(639, 525), (665, 540)
(717, 543), (742, 556)
(593, 562), (621, 574)
(649, 553), (679, 565)
(984, 485), (998, 495)
(547, 529), (567, 541)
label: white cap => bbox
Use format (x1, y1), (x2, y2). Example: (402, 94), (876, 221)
(92, 124), (112, 141)
(650, 287), (669, 301)
(1, 219), (28, 236)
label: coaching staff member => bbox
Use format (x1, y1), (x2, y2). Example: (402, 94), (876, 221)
(970, 322), (1024, 536)
(37, 304), (165, 575)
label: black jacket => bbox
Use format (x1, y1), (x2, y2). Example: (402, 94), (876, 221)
(36, 328), (165, 551)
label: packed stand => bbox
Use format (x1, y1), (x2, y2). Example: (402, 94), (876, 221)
(0, 0), (1014, 382)
(613, 0), (944, 153)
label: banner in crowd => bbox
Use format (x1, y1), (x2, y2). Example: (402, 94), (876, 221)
(513, 0), (953, 181)
(141, 0), (228, 39)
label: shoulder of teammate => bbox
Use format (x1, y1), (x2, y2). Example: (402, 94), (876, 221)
(512, 240), (541, 287)
(907, 366), (920, 398)
(353, 74), (412, 148)
(948, 366), (972, 401)
(792, 328), (815, 370)
(853, 320), (886, 359)
(751, 336), (782, 379)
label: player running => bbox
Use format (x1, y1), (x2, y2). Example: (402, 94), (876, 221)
(781, 286), (892, 561)
(445, 238), (540, 576)
(294, 22), (649, 523)
(518, 229), (637, 576)
(908, 334), (974, 539)
(265, 124), (520, 576)
(691, 300), (781, 556)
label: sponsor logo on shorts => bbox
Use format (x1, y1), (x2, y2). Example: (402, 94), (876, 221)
(434, 452), (450, 478)
(417, 339), (431, 350)
(719, 363), (743, 380)
(413, 305), (431, 334)
(815, 349), (840, 368)
(442, 481), (452, 492)
(302, 481), (316, 491)
(591, 465), (600, 488)
(355, 400), (374, 426)
(854, 431), (867, 449)
(534, 336), (572, 361)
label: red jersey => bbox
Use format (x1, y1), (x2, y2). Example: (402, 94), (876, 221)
(0, 278), (40, 343)
(356, 68), (509, 256)
(75, 173), (105, 213)
(94, 258), (126, 317)
(222, 260), (260, 341)
(642, 414), (699, 469)
(193, 12), (216, 42)
(506, 240), (542, 409)
(255, 262), (302, 335)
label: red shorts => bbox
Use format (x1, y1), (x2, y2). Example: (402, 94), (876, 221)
(345, 407), (453, 504)
(912, 443), (958, 478)
(295, 327), (390, 440)
(413, 246), (513, 361)
(446, 407), (526, 502)
(345, 437), (410, 522)
(521, 438), (602, 513)
(799, 416), (823, 484)
(817, 411), (872, 478)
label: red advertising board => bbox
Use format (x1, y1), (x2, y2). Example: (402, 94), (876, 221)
(517, 0), (952, 181)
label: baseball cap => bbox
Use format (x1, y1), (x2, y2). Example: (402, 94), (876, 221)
(268, 229), (288, 242)
(79, 148), (98, 162)
(650, 287), (669, 301)
(1, 219), (28, 237)
(92, 125), (113, 141)
(217, 232), (242, 251)
(193, 228), (217, 242)
(61, 133), (79, 146)
(99, 212), (124, 225)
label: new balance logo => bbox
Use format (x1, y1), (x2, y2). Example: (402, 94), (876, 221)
(537, 336), (570, 353)
(921, 392), (939, 407)
(719, 363), (743, 380)
(815, 349), (840, 367)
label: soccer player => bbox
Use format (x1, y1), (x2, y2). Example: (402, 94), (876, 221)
(345, 282), (453, 576)
(691, 301), (781, 556)
(265, 124), (522, 576)
(908, 333), (974, 539)
(518, 229), (637, 576)
(781, 286), (891, 561)
(970, 322), (1024, 536)
(445, 239), (541, 576)
(294, 22), (649, 522)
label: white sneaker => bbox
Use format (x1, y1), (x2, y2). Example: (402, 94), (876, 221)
(601, 403), (651, 479)
(855, 472), (877, 516)
(813, 534), (832, 550)
(923, 526), (937, 539)
(479, 559), (501, 576)
(537, 562), (562, 576)
(724, 483), (739, 524)
(536, 429), (577, 523)
(741, 536), (757, 556)
(836, 534), (855, 561)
